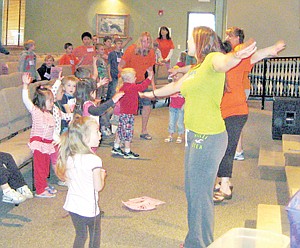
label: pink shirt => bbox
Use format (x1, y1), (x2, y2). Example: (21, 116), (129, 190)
(170, 93), (185, 109)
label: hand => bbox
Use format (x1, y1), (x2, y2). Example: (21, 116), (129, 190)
(234, 38), (257, 59)
(22, 72), (32, 85)
(97, 77), (109, 87)
(269, 40), (286, 56)
(146, 69), (154, 80)
(112, 91), (125, 103)
(58, 71), (64, 81)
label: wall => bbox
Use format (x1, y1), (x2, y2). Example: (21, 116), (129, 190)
(25, 0), (216, 63)
(226, 0), (300, 56)
(24, 0), (299, 61)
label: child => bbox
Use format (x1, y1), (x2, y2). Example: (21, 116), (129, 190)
(102, 36), (114, 63)
(73, 32), (96, 66)
(112, 68), (153, 159)
(37, 55), (55, 81)
(176, 51), (187, 68)
(59, 43), (82, 74)
(22, 73), (57, 198)
(56, 116), (107, 248)
(18, 40), (39, 82)
(107, 38), (123, 100)
(60, 76), (78, 133)
(1, 152), (33, 204)
(74, 78), (124, 143)
(164, 68), (185, 144)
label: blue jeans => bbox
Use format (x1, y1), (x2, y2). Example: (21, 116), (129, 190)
(168, 107), (184, 135)
(184, 130), (227, 248)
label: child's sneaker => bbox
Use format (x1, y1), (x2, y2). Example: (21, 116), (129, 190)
(57, 180), (68, 187)
(111, 147), (124, 156)
(45, 185), (57, 194)
(234, 151), (245, 161)
(123, 151), (139, 159)
(35, 191), (56, 198)
(2, 189), (26, 204)
(164, 136), (173, 142)
(17, 185), (33, 199)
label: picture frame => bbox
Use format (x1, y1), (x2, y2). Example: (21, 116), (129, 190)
(96, 14), (130, 38)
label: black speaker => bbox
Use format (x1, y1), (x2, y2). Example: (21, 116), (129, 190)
(272, 97), (300, 140)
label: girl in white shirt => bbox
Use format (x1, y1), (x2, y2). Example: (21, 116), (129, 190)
(56, 115), (106, 248)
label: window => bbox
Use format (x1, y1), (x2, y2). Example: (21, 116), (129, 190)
(2, 0), (26, 46)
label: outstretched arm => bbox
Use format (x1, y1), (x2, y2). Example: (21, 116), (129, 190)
(250, 40), (286, 64)
(212, 39), (257, 72)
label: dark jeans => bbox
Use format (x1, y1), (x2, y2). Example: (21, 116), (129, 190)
(217, 114), (248, 178)
(0, 152), (27, 189)
(69, 212), (101, 248)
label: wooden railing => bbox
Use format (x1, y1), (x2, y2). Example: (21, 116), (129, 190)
(249, 56), (300, 109)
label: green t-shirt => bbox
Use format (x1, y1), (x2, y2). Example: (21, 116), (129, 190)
(181, 52), (226, 135)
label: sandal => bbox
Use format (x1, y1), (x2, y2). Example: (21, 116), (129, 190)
(213, 192), (224, 204)
(176, 137), (182, 144)
(140, 133), (152, 140)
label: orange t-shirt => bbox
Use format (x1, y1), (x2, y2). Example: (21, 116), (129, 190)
(121, 44), (155, 82)
(58, 54), (80, 73)
(221, 57), (253, 119)
(73, 45), (96, 65)
(155, 38), (174, 60)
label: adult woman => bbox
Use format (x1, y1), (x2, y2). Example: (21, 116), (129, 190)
(141, 26), (257, 247)
(215, 27), (286, 200)
(155, 26), (174, 66)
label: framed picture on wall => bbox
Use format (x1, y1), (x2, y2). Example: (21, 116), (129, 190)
(96, 14), (130, 38)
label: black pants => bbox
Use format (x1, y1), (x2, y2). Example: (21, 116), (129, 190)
(217, 115), (248, 178)
(69, 212), (101, 248)
(0, 152), (27, 189)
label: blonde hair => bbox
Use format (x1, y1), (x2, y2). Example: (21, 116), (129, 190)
(44, 55), (54, 62)
(135, 32), (153, 55)
(192, 26), (221, 64)
(61, 75), (78, 87)
(24, 40), (35, 50)
(55, 115), (98, 180)
(116, 68), (136, 91)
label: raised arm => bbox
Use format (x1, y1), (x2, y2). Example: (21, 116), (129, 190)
(22, 73), (34, 111)
(250, 40), (286, 64)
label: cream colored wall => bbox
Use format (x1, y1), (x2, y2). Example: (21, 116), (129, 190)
(24, 0), (299, 61)
(25, 0), (216, 64)
(226, 0), (300, 56)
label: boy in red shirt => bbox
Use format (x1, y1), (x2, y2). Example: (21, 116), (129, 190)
(59, 43), (83, 74)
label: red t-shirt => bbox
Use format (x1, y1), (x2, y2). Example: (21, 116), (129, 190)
(221, 57), (253, 119)
(59, 54), (80, 73)
(73, 45), (96, 65)
(121, 44), (155, 82)
(155, 39), (174, 61)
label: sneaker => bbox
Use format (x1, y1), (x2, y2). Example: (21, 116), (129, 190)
(35, 191), (56, 198)
(164, 136), (173, 142)
(111, 147), (124, 156)
(234, 151), (245, 161)
(17, 185), (33, 199)
(123, 151), (139, 159)
(176, 137), (183, 144)
(2, 189), (26, 204)
(45, 185), (57, 194)
(57, 180), (68, 187)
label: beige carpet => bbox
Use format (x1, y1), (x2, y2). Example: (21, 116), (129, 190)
(0, 102), (289, 248)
